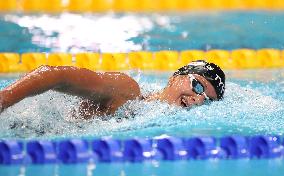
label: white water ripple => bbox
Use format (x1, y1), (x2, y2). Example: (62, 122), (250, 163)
(0, 81), (283, 139)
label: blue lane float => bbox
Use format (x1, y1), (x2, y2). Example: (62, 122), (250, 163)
(184, 137), (222, 159)
(92, 138), (123, 162)
(27, 140), (57, 164)
(249, 136), (282, 159)
(220, 136), (249, 159)
(0, 140), (24, 165)
(124, 138), (155, 162)
(156, 137), (187, 160)
(58, 139), (90, 164)
(0, 135), (283, 165)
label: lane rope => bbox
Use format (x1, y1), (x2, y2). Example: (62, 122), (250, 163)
(0, 135), (283, 165)
(1, 0), (284, 12)
(0, 49), (284, 73)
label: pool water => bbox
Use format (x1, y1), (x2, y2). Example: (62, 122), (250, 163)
(1, 159), (284, 176)
(1, 11), (284, 53)
(0, 69), (284, 139)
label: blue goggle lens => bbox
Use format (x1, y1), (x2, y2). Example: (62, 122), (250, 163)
(191, 78), (205, 95)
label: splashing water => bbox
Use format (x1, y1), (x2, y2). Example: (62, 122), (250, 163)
(0, 71), (284, 139)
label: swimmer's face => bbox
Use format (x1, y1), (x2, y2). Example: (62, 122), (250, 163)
(160, 74), (217, 108)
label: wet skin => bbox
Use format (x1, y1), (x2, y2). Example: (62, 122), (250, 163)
(0, 66), (217, 118)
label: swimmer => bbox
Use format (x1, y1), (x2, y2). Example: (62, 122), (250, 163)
(0, 60), (225, 119)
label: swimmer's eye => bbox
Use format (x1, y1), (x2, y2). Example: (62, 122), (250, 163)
(189, 76), (205, 95)
(192, 80), (204, 95)
(189, 75), (214, 102)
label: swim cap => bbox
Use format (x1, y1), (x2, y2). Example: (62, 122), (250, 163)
(173, 60), (225, 100)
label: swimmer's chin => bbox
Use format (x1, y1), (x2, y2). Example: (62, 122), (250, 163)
(160, 99), (195, 110)
(165, 103), (195, 111)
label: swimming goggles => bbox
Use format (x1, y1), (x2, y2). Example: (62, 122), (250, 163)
(189, 75), (212, 101)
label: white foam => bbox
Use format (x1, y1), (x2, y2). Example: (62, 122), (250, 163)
(0, 80), (283, 139)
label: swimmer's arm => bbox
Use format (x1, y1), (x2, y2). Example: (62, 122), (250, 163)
(0, 65), (141, 113)
(55, 66), (141, 114)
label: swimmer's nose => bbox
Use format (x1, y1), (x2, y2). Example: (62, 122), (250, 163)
(184, 94), (204, 107)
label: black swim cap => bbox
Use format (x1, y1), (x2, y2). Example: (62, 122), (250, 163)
(173, 60), (225, 100)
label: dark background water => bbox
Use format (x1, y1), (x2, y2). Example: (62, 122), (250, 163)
(0, 11), (284, 53)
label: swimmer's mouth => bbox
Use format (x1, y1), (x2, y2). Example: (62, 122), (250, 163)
(180, 97), (189, 108)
